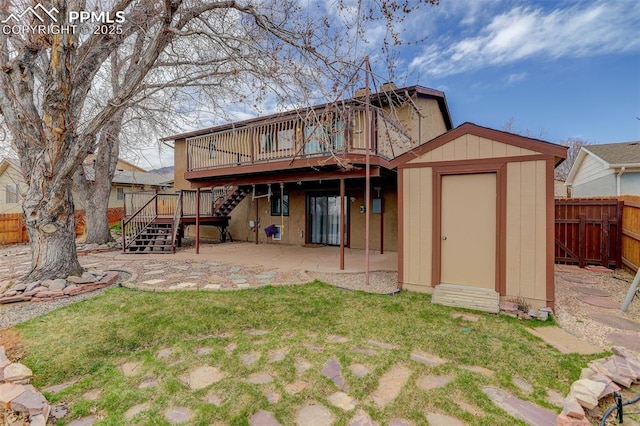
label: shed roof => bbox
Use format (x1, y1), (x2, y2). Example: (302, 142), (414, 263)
(390, 122), (567, 168)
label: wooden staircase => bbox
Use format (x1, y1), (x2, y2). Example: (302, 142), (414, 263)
(126, 222), (175, 252)
(213, 186), (249, 216)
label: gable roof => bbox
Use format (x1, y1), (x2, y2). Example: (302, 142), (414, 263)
(0, 157), (21, 176)
(565, 141), (640, 186)
(83, 167), (170, 187)
(391, 122), (567, 168)
(583, 142), (640, 166)
(161, 84), (453, 142)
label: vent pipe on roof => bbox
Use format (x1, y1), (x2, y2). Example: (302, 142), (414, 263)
(617, 167), (626, 196)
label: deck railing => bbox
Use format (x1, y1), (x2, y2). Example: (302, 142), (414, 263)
(186, 105), (411, 172)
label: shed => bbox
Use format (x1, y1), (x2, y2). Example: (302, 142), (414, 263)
(392, 123), (567, 312)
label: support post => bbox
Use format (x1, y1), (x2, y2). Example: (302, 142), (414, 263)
(255, 197), (259, 245)
(196, 188), (200, 254)
(364, 56), (371, 285)
(340, 178), (345, 270)
(621, 267), (640, 312)
(380, 194), (384, 255)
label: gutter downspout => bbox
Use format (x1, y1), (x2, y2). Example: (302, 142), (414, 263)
(617, 167), (626, 196)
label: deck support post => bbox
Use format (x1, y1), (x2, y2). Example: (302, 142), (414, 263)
(340, 178), (345, 270)
(255, 195), (259, 245)
(196, 188), (200, 254)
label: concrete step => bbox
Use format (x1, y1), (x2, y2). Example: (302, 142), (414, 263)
(432, 283), (500, 313)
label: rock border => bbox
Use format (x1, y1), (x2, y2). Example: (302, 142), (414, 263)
(557, 346), (640, 425)
(0, 271), (119, 304)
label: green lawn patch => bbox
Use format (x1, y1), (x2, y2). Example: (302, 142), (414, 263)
(14, 282), (605, 425)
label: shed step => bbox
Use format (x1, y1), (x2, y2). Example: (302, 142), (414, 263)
(432, 283), (500, 313)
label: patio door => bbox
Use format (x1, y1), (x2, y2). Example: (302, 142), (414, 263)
(308, 195), (348, 246)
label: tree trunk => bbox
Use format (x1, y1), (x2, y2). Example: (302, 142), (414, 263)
(22, 172), (82, 282)
(84, 196), (114, 244)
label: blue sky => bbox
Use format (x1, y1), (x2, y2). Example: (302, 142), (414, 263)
(397, 0), (640, 144)
(135, 0), (640, 169)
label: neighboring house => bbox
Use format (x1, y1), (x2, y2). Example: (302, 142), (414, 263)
(565, 142), (640, 197)
(0, 158), (27, 214)
(0, 157), (171, 213)
(159, 84), (566, 310)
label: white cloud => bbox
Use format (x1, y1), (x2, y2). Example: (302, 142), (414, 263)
(505, 72), (527, 85)
(410, 1), (640, 77)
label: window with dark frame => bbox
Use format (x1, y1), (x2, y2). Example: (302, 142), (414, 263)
(116, 187), (124, 201)
(271, 193), (289, 216)
(208, 139), (217, 159)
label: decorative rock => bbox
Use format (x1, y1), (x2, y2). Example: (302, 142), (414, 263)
(348, 409), (379, 426)
(195, 347), (213, 356)
(164, 406), (193, 424)
(0, 347), (10, 369)
(50, 404), (68, 419)
(120, 361), (142, 377)
(562, 397), (585, 419)
(455, 400), (483, 416)
(327, 391), (357, 411)
(451, 312), (480, 322)
(327, 334), (350, 343)
(11, 385), (48, 417)
(568, 379), (605, 410)
(370, 364), (411, 407)
(124, 402), (151, 420)
(205, 391), (224, 406)
(483, 387), (557, 426)
(49, 279), (68, 290)
(67, 415), (98, 426)
(42, 378), (79, 394)
(2, 363), (33, 383)
(268, 348), (288, 363)
(263, 390), (281, 404)
(352, 347), (377, 356)
(241, 351), (261, 366)
(225, 343), (237, 353)
(367, 340), (396, 350)
(388, 419), (413, 426)
(29, 414), (47, 426)
(460, 365), (494, 377)
(180, 366), (226, 390)
(322, 357), (348, 391)
(249, 410), (282, 426)
(138, 379), (158, 389)
(284, 381), (307, 395)
(416, 375), (454, 391)
(556, 413), (590, 425)
(0, 382), (26, 407)
(410, 351), (446, 366)
(296, 402), (335, 426)
(349, 363), (370, 378)
(245, 372), (273, 384)
(295, 358), (312, 375)
(82, 389), (102, 400)
(425, 413), (466, 426)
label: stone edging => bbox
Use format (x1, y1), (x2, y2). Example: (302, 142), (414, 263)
(557, 346), (640, 425)
(0, 271), (119, 305)
(0, 347), (49, 425)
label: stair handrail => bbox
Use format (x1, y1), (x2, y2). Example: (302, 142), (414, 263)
(121, 194), (158, 252)
(171, 191), (183, 252)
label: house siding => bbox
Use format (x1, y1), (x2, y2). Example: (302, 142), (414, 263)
(572, 154), (612, 187)
(571, 174), (617, 197)
(0, 164), (26, 214)
(621, 173), (640, 196)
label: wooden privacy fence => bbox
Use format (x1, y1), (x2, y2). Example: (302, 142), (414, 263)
(555, 198), (623, 269)
(0, 208), (124, 245)
(621, 195), (640, 272)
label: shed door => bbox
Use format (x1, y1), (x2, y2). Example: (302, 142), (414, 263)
(441, 173), (496, 289)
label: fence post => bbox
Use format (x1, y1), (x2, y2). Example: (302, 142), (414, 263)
(616, 200), (624, 269)
(602, 213), (609, 268)
(579, 214), (586, 268)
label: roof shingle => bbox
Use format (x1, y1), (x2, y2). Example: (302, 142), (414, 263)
(586, 142), (640, 166)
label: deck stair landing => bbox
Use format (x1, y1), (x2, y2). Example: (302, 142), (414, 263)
(432, 283), (500, 313)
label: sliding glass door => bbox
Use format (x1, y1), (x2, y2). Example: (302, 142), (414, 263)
(308, 195), (348, 246)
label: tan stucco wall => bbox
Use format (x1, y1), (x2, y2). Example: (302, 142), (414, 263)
(505, 160), (548, 308)
(186, 186), (398, 251)
(400, 136), (551, 309)
(408, 134), (538, 163)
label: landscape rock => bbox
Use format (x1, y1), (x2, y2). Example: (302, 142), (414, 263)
(556, 412), (590, 425)
(327, 391), (357, 411)
(10, 385), (48, 415)
(348, 409), (379, 426)
(0, 383), (26, 407)
(561, 397), (585, 419)
(568, 379), (605, 410)
(2, 363), (33, 383)
(370, 364), (411, 407)
(296, 402), (335, 426)
(249, 409), (281, 426)
(322, 357), (347, 391)
(48, 279), (67, 291)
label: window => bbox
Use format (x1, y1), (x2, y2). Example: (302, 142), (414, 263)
(260, 132), (276, 153)
(271, 193), (289, 216)
(116, 187), (124, 200)
(277, 128), (295, 150)
(5, 184), (18, 203)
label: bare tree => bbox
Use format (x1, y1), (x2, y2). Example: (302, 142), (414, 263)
(555, 137), (588, 181)
(0, 0), (435, 282)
